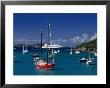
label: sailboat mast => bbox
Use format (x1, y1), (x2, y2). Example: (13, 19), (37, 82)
(40, 32), (43, 48)
(47, 17), (51, 64)
(25, 40), (27, 49)
(52, 49), (55, 64)
(40, 32), (43, 59)
(23, 44), (24, 53)
(89, 51), (90, 59)
(48, 16), (52, 45)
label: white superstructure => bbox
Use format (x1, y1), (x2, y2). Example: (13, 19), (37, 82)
(42, 43), (62, 48)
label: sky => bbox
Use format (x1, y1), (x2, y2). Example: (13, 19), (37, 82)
(14, 13), (97, 47)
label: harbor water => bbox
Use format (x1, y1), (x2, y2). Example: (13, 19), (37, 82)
(14, 47), (97, 75)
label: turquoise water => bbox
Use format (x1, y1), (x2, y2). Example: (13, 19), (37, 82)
(13, 48), (97, 75)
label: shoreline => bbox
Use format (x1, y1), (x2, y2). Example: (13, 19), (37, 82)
(14, 46), (97, 53)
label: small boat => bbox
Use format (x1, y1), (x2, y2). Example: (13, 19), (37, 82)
(34, 57), (42, 65)
(86, 59), (92, 65)
(94, 52), (97, 56)
(54, 50), (58, 54)
(70, 48), (73, 54)
(22, 41), (28, 54)
(36, 60), (55, 69)
(32, 53), (39, 57)
(35, 49), (55, 70)
(23, 45), (28, 54)
(75, 51), (80, 54)
(80, 51), (90, 62)
(34, 56), (41, 61)
(23, 50), (28, 54)
(86, 58), (95, 65)
(57, 50), (60, 53)
(80, 58), (87, 62)
(80, 51), (94, 64)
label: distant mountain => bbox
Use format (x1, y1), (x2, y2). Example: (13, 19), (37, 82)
(75, 38), (97, 52)
(14, 43), (45, 48)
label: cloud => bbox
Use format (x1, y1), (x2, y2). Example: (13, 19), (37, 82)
(70, 33), (89, 44)
(70, 36), (81, 43)
(14, 33), (97, 46)
(89, 33), (97, 41)
(81, 34), (89, 43)
(62, 40), (67, 42)
(70, 33), (97, 44)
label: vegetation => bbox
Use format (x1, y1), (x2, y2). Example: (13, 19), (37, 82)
(75, 38), (97, 52)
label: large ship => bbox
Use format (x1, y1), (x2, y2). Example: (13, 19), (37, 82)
(42, 17), (62, 48)
(42, 43), (62, 48)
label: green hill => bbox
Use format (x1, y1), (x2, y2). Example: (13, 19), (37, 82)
(75, 38), (97, 52)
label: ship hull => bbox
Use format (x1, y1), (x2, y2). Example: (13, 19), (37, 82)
(36, 63), (55, 69)
(80, 59), (87, 62)
(42, 44), (62, 48)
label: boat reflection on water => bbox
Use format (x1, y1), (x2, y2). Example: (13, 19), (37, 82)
(36, 68), (54, 75)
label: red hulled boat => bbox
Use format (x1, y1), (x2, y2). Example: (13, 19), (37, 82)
(35, 51), (55, 70)
(36, 61), (55, 69)
(35, 17), (56, 70)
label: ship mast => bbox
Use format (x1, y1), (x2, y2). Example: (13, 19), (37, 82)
(40, 32), (43, 48)
(47, 17), (51, 64)
(40, 32), (43, 59)
(48, 16), (52, 45)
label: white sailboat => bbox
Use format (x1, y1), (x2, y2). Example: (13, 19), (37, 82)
(57, 49), (60, 53)
(94, 52), (97, 56)
(86, 52), (94, 65)
(70, 48), (73, 54)
(51, 49), (55, 64)
(80, 58), (87, 62)
(53, 49), (60, 54)
(80, 51), (92, 63)
(22, 41), (28, 54)
(86, 59), (92, 65)
(75, 50), (80, 54)
(54, 50), (58, 54)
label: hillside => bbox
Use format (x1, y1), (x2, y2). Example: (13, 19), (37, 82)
(75, 38), (97, 52)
